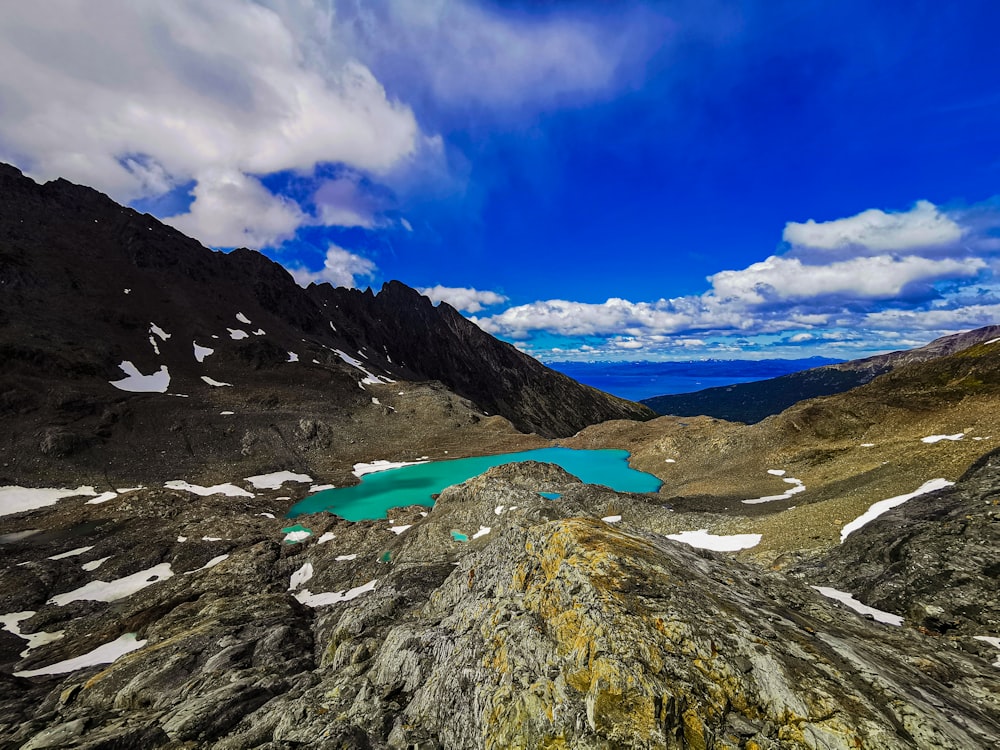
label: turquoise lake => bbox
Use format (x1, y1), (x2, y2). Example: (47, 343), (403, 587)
(288, 447), (662, 521)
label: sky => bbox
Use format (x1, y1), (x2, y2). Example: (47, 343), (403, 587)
(2, 0), (1000, 361)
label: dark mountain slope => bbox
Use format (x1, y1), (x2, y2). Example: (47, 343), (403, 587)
(0, 164), (650, 483)
(641, 325), (1000, 423)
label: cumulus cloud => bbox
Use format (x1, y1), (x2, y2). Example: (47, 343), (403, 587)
(166, 169), (305, 248)
(313, 173), (380, 229)
(0, 0), (421, 246)
(289, 244), (377, 289)
(783, 200), (962, 253)
(477, 197), (1000, 357)
(419, 285), (508, 313)
(708, 254), (985, 305)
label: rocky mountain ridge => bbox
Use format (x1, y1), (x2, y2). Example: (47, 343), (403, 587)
(0, 163), (651, 487)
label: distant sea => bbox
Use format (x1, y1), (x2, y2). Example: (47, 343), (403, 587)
(547, 358), (843, 402)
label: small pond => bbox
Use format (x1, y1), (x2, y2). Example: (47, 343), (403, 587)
(288, 447), (661, 521)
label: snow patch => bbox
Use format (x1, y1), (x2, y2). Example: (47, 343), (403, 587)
(236, 312), (251, 324)
(666, 529), (762, 552)
(921, 433), (964, 443)
(246, 471), (313, 490)
(220, 411), (235, 415)
(352, 459), (429, 478)
(109, 361), (170, 393)
(333, 349), (394, 385)
(1, 485), (97, 517)
(252, 328), (266, 335)
(49, 563), (174, 606)
(85, 491), (119, 505)
(310, 484), (336, 493)
(812, 586), (903, 626)
(165, 481), (253, 497)
(601, 515), (622, 523)
(150, 323), (170, 341)
(287, 351), (299, 362)
(0, 611), (65, 657)
(82, 556), (111, 572)
(389, 524), (412, 535)
(193, 342), (214, 362)
(767, 469), (786, 476)
(187, 555), (229, 573)
(472, 525), (492, 539)
(227, 328), (249, 340)
(841, 478), (953, 541)
(257, 512), (276, 519)
(335, 553), (357, 561)
(294, 579), (377, 608)
(48, 546), (94, 561)
(743, 475), (806, 505)
(14, 632), (147, 678)
(201, 376), (232, 387)
(289, 562), (314, 590)
(318, 532), (336, 544)
(973, 636), (1000, 667)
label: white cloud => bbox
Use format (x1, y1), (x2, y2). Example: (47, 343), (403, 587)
(0, 1), (422, 245)
(788, 333), (815, 343)
(165, 169), (305, 247)
(313, 173), (379, 228)
(289, 244), (376, 289)
(783, 200), (962, 252)
(708, 254), (985, 305)
(419, 285), (508, 313)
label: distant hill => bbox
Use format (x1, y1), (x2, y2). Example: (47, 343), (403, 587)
(640, 326), (1000, 423)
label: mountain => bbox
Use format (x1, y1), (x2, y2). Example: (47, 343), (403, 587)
(0, 164), (652, 486)
(640, 325), (1000, 423)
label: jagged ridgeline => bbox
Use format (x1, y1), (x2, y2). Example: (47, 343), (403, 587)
(0, 163), (652, 485)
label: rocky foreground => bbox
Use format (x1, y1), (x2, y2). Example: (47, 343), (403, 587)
(1, 459), (998, 749)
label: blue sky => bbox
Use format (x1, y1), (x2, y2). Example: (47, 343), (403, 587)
(2, 1), (1000, 360)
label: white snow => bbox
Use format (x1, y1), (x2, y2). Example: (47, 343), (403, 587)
(767, 469), (786, 476)
(860, 443), (876, 447)
(287, 351), (299, 362)
(921, 433), (964, 443)
(472, 525), (492, 539)
(85, 491), (119, 505)
(124, 288), (130, 294)
(983, 337), (1000, 346)
(840, 478), (954, 541)
(811, 586), (903, 626)
(288, 562), (314, 590)
(49, 563), (174, 606)
(109, 361), (170, 393)
(352, 458), (429, 478)
(284, 529), (311, 543)
(201, 375), (232, 387)
(48, 546), (94, 561)
(310, 484), (336, 493)
(0, 611), (64, 656)
(335, 553), (357, 561)
(150, 323), (170, 342)
(176, 536), (187, 543)
(333, 349), (394, 385)
(601, 515), (622, 523)
(372, 397), (381, 405)
(743, 476), (806, 505)
(294, 579), (377, 608)
(220, 411), (235, 415)
(164, 481), (253, 497)
(14, 632), (147, 678)
(666, 529), (762, 552)
(257, 512), (276, 519)
(973, 636), (1000, 667)
(389, 524), (412, 535)
(228, 328), (249, 340)
(82, 556), (111, 572)
(253, 328), (266, 335)
(202, 536), (223, 542)
(318, 532), (336, 544)
(236, 312), (252, 324)
(0, 485), (97, 517)
(665, 458), (676, 463)
(193, 342), (214, 362)
(245, 471), (313, 490)
(149, 336), (160, 355)
(187, 555), (229, 573)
